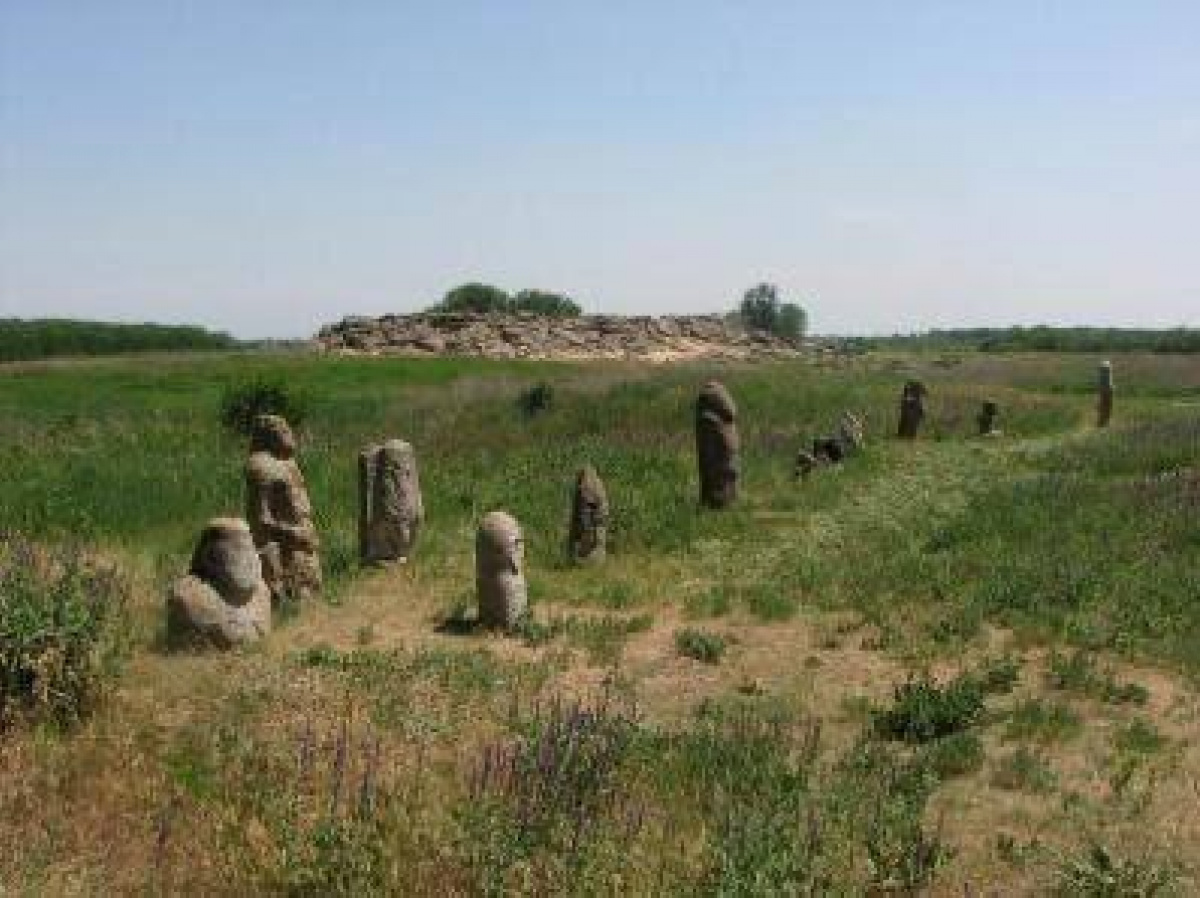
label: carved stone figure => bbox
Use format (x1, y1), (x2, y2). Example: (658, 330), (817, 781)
(838, 412), (865, 454)
(977, 400), (1001, 436)
(813, 437), (846, 464)
(245, 414), (321, 605)
(897, 380), (927, 439)
(568, 464), (608, 564)
(358, 439), (423, 564)
(794, 449), (818, 480)
(695, 380), (740, 508)
(476, 511), (527, 629)
(1097, 361), (1114, 428)
(166, 517), (271, 650)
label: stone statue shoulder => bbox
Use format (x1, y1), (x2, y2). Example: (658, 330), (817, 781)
(245, 450), (288, 484)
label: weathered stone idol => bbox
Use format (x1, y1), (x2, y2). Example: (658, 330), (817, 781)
(1097, 361), (1114, 428)
(838, 411), (865, 454)
(166, 517), (271, 650)
(794, 449), (818, 480)
(568, 464), (609, 564)
(897, 380), (927, 439)
(476, 511), (527, 629)
(358, 439), (423, 564)
(813, 437), (846, 465)
(695, 380), (740, 508)
(245, 414), (321, 604)
(977, 400), (1001, 436)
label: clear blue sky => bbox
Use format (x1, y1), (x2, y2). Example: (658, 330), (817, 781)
(1, 2), (1197, 338)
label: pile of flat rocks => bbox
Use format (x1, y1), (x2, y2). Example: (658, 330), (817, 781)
(315, 312), (826, 361)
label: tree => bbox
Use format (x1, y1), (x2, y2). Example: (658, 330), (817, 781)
(739, 283), (780, 332)
(511, 289), (582, 317)
(737, 283), (808, 341)
(776, 302), (808, 341)
(437, 283), (512, 314)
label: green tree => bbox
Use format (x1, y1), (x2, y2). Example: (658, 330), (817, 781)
(737, 283), (808, 341)
(437, 283), (512, 314)
(511, 289), (582, 317)
(776, 302), (808, 340)
(739, 283), (780, 331)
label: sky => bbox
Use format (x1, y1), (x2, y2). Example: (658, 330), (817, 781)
(1, 2), (1197, 339)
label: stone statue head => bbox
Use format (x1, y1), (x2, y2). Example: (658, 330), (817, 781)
(901, 380), (927, 402)
(250, 414), (296, 459)
(697, 380), (737, 424)
(189, 517), (263, 604)
(477, 510), (523, 575)
(378, 440), (418, 490)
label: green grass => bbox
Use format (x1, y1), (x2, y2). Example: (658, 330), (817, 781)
(2, 349), (1198, 893)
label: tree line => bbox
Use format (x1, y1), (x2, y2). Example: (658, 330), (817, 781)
(0, 318), (237, 362)
(848, 326), (1200, 354)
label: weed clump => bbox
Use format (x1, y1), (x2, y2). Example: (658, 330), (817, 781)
(1048, 650), (1150, 705)
(0, 535), (130, 730)
(874, 673), (985, 744)
(219, 377), (309, 436)
(516, 382), (554, 418)
(675, 628), (728, 664)
(992, 747), (1057, 793)
(1056, 843), (1179, 896)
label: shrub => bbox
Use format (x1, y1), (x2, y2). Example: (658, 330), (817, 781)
(437, 282), (512, 314)
(1005, 699), (1082, 744)
(429, 284), (582, 316)
(921, 731), (985, 778)
(874, 674), (985, 743)
(0, 535), (131, 730)
(512, 289), (582, 317)
(219, 377), (308, 436)
(516, 382), (554, 418)
(1057, 844), (1178, 896)
(675, 628), (728, 664)
(1113, 718), (1164, 755)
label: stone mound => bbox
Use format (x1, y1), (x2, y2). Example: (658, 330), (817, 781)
(316, 312), (828, 361)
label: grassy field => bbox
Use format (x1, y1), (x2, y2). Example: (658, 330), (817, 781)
(0, 349), (1197, 894)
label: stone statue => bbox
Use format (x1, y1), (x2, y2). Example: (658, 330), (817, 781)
(837, 411), (865, 454)
(977, 400), (1001, 436)
(568, 464), (608, 564)
(358, 439), (423, 564)
(1097, 361), (1114, 428)
(476, 511), (527, 629)
(897, 380), (927, 439)
(695, 380), (740, 508)
(166, 517), (271, 650)
(794, 449), (818, 480)
(245, 414), (321, 605)
(813, 436), (845, 464)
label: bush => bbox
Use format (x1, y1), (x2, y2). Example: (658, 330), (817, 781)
(430, 284), (582, 316)
(516, 382), (554, 418)
(0, 535), (131, 730)
(219, 378), (308, 436)
(675, 628), (728, 664)
(438, 282), (512, 314)
(512, 289), (582, 317)
(874, 673), (985, 743)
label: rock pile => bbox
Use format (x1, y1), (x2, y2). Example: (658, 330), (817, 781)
(316, 312), (811, 361)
